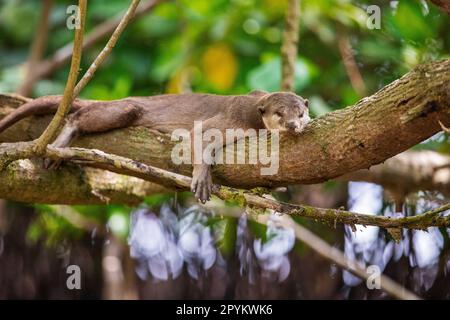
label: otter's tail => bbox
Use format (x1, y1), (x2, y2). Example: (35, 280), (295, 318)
(0, 95), (87, 133)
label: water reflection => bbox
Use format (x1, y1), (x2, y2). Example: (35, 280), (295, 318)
(129, 204), (295, 285)
(344, 182), (449, 294)
(237, 215), (295, 284)
(128, 187), (449, 298)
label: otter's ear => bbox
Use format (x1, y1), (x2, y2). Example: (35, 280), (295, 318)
(257, 105), (266, 114)
(304, 99), (309, 108)
(249, 89), (268, 97)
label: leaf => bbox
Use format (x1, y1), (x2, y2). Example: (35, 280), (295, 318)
(215, 217), (237, 258)
(387, 1), (435, 44)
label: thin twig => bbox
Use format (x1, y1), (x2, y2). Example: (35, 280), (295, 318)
(74, 0), (141, 96)
(338, 33), (366, 97)
(280, 0), (300, 92)
(244, 193), (450, 229)
(17, 0), (53, 96)
(33, 0), (87, 155)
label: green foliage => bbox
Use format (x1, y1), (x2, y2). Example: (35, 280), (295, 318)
(211, 217), (238, 257)
(247, 56), (318, 92)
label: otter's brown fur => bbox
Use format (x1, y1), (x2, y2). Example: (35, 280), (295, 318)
(0, 90), (309, 202)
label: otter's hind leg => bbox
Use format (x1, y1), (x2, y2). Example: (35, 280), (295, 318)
(44, 102), (142, 168)
(73, 102), (142, 134)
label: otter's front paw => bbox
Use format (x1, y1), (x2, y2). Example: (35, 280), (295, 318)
(191, 166), (213, 204)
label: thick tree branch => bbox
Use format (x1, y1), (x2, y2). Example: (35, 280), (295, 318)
(0, 139), (448, 229)
(0, 158), (166, 205)
(33, 0), (140, 155)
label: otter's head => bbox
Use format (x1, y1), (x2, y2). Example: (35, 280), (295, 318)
(257, 92), (310, 134)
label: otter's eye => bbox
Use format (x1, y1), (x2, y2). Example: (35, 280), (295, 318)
(275, 111), (283, 117)
(299, 111), (304, 118)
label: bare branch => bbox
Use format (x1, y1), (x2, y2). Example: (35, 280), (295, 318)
(33, 0), (87, 155)
(280, 0), (300, 91)
(73, 0), (141, 97)
(17, 0), (53, 96)
(244, 193), (450, 230)
(338, 33), (366, 97)
(39, 146), (450, 230)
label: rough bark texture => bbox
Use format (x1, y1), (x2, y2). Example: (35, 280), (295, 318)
(0, 60), (449, 204)
(0, 159), (166, 205)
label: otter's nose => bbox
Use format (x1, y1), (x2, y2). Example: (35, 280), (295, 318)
(286, 121), (298, 130)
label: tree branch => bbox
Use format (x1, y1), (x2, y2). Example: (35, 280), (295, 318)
(280, 0), (300, 91)
(0, 158), (166, 205)
(73, 0), (141, 97)
(33, 0), (87, 154)
(25, 145), (450, 230)
(17, 0), (53, 96)
(205, 202), (420, 300)
(244, 193), (450, 230)
(338, 33), (366, 97)
(0, 138), (448, 229)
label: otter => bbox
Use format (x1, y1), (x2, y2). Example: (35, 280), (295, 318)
(0, 90), (310, 202)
